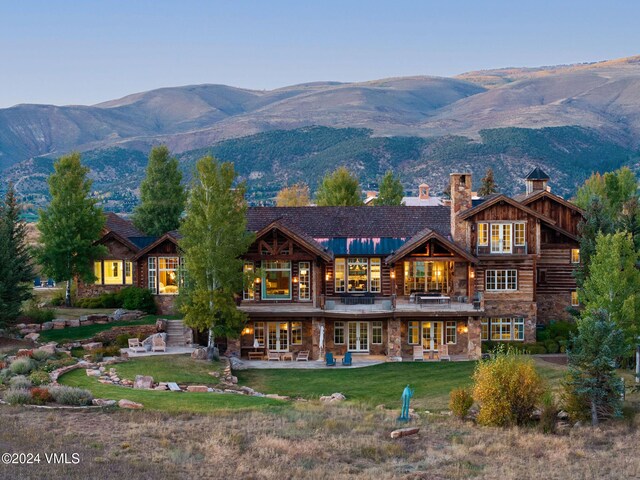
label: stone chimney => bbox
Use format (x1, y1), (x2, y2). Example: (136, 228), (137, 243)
(525, 167), (550, 195)
(450, 173), (472, 249)
(418, 183), (430, 200)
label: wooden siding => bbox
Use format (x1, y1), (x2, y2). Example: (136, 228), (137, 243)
(525, 195), (582, 237)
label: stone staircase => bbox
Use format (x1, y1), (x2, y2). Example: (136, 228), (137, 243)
(165, 320), (193, 347)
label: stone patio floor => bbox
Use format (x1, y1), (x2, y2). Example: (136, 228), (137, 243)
(237, 354), (471, 369)
(120, 346), (197, 357)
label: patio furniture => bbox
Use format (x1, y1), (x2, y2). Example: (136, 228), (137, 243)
(281, 352), (294, 361)
(439, 344), (451, 362)
(267, 351), (281, 361)
(342, 351), (352, 366)
(128, 338), (146, 353)
(417, 294), (450, 307)
(151, 336), (166, 352)
(472, 292), (483, 310)
(325, 352), (336, 366)
(296, 350), (310, 361)
(412, 345), (424, 361)
(33, 277), (42, 288)
(248, 351), (264, 360)
(46, 278), (55, 288)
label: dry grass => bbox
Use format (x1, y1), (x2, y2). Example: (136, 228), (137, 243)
(1, 402), (639, 479)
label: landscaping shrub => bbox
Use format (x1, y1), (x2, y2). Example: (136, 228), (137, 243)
(9, 357), (36, 375)
(30, 387), (53, 404)
(472, 346), (546, 427)
(118, 287), (156, 313)
(29, 370), (51, 386)
(75, 292), (120, 309)
(4, 388), (33, 405)
(41, 357), (76, 373)
(539, 391), (558, 434)
(548, 321), (577, 340)
(48, 386), (93, 406)
(114, 333), (145, 348)
(49, 291), (66, 307)
(31, 349), (54, 362)
(449, 387), (474, 419)
(544, 340), (560, 354)
(21, 301), (56, 324)
(0, 368), (12, 384)
(525, 343), (547, 354)
(536, 328), (551, 342)
(9, 375), (32, 389)
(561, 373), (591, 422)
(70, 347), (86, 358)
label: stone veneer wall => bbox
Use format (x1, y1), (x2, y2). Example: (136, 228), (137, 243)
(399, 319), (473, 358)
(154, 296), (177, 315)
(483, 300), (537, 343)
(537, 293), (573, 324)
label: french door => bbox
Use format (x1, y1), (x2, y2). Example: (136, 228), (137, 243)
(347, 322), (369, 352)
(422, 321), (442, 351)
(267, 322), (289, 351)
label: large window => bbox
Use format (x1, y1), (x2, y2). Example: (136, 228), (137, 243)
(94, 261), (102, 284)
(482, 318), (525, 341)
(243, 261), (255, 300)
(335, 258), (346, 293)
(94, 260), (133, 285)
(334, 322), (345, 344)
(372, 321), (383, 344)
(148, 257), (157, 294)
(254, 322), (265, 347)
(158, 257), (179, 295)
(370, 258), (381, 293)
(408, 321), (420, 345)
(262, 260), (291, 299)
(486, 269), (517, 291)
(571, 249), (580, 264)
(478, 223), (488, 246)
(491, 224), (512, 253)
(291, 321), (302, 345)
(347, 258), (368, 292)
(514, 223), (526, 246)
(298, 262), (310, 301)
(445, 321), (457, 344)
(404, 261), (450, 295)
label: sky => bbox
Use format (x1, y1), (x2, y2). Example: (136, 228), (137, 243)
(0, 0), (639, 107)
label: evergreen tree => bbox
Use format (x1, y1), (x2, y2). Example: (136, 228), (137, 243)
(575, 197), (615, 286)
(580, 232), (640, 348)
(315, 167), (363, 206)
(35, 153), (106, 306)
(478, 167), (498, 196)
(0, 184), (34, 326)
(566, 309), (626, 426)
(132, 145), (186, 236)
(179, 156), (255, 349)
(275, 183), (310, 206)
(376, 171), (404, 206)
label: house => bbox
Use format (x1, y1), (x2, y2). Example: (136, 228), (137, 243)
(79, 167), (583, 360)
(401, 183), (443, 206)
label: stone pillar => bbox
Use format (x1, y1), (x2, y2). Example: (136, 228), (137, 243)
(387, 318), (402, 362)
(449, 173), (473, 250)
(311, 317), (326, 360)
(225, 337), (241, 358)
(467, 317), (482, 360)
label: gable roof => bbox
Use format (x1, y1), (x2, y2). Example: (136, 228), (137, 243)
(246, 206), (451, 238)
(132, 233), (180, 260)
(518, 189), (585, 216)
(255, 221), (332, 262)
(525, 167), (550, 181)
(104, 212), (144, 238)
(458, 194), (556, 224)
(385, 227), (478, 265)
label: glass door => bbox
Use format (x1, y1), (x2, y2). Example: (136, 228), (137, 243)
(348, 322), (369, 352)
(421, 321), (443, 351)
(267, 322), (289, 351)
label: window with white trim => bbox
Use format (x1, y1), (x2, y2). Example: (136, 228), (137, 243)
(262, 260), (291, 299)
(372, 321), (383, 344)
(370, 258), (381, 293)
(482, 318), (525, 341)
(148, 257), (157, 294)
(243, 261), (255, 300)
(254, 322), (265, 347)
(335, 258), (346, 293)
(478, 223), (488, 246)
(571, 249), (580, 264)
(445, 321), (457, 344)
(334, 322), (345, 344)
(514, 318), (525, 341)
(514, 223), (526, 246)
(347, 258), (368, 292)
(408, 321), (420, 345)
(291, 321), (302, 345)
(491, 224), (512, 253)
(481, 318), (489, 341)
(158, 257), (179, 295)
(125, 261), (133, 285)
(298, 262), (311, 301)
(486, 270), (517, 291)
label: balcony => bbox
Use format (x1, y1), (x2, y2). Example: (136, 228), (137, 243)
(476, 242), (527, 256)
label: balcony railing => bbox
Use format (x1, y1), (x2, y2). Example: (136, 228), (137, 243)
(476, 242), (527, 256)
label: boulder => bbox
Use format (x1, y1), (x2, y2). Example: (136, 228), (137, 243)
(154, 385), (168, 391)
(38, 343), (57, 355)
(92, 399), (116, 407)
(82, 342), (103, 351)
(191, 348), (208, 360)
(26, 323), (42, 331)
(133, 375), (154, 389)
(16, 323), (27, 329)
(112, 309), (127, 321)
(320, 392), (346, 403)
(53, 320), (66, 330)
(156, 318), (168, 332)
(557, 410), (569, 420)
(265, 394), (290, 401)
(209, 371), (220, 378)
(118, 399), (144, 409)
(40, 322), (53, 331)
(86, 369), (102, 377)
(81, 318), (95, 326)
(24, 332), (40, 342)
(118, 313), (139, 322)
(186, 385), (209, 393)
(66, 319), (81, 328)
(390, 427), (420, 439)
(20, 328), (36, 335)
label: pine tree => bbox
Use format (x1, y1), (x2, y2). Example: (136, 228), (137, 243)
(275, 183), (310, 206)
(35, 153), (106, 306)
(478, 168), (498, 196)
(132, 145), (186, 236)
(0, 184), (34, 326)
(315, 167), (363, 206)
(566, 309), (626, 426)
(178, 156), (255, 348)
(376, 171), (404, 206)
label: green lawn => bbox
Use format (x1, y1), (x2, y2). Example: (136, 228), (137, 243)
(60, 369), (283, 413)
(113, 355), (222, 385)
(237, 358), (568, 410)
(38, 315), (180, 343)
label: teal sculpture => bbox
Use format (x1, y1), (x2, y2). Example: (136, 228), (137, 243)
(399, 384), (414, 422)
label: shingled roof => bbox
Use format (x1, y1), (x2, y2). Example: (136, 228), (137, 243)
(246, 206), (451, 238)
(525, 167), (550, 181)
(104, 212), (144, 238)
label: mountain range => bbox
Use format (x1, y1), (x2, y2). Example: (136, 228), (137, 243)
(2, 55), (640, 211)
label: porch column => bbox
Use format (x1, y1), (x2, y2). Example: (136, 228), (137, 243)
(387, 318), (402, 362)
(467, 317), (481, 360)
(225, 336), (241, 358)
(311, 317), (325, 360)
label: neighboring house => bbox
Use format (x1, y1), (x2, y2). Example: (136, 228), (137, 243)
(401, 183), (444, 206)
(80, 167), (583, 360)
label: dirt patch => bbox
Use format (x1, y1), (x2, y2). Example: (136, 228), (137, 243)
(0, 337), (34, 355)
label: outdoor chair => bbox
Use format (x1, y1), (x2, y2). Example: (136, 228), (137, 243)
(267, 351), (281, 361)
(151, 336), (166, 352)
(412, 345), (424, 361)
(439, 344), (451, 362)
(325, 352), (336, 366)
(296, 350), (310, 361)
(128, 338), (146, 353)
(342, 351), (352, 366)
(33, 277), (42, 288)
